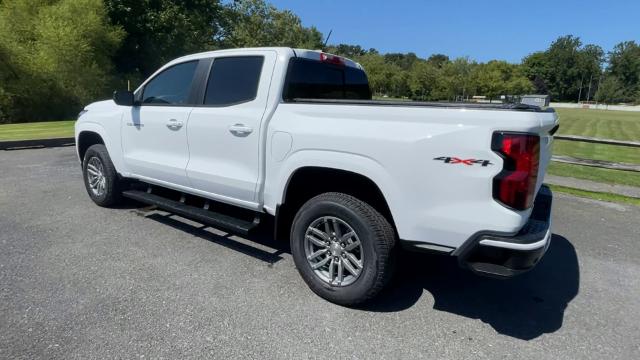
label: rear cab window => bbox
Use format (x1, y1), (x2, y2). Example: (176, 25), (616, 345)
(283, 58), (371, 101)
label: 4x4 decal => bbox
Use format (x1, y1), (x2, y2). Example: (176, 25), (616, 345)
(434, 157), (493, 167)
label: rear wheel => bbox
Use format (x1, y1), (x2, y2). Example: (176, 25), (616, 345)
(290, 192), (396, 306)
(82, 144), (123, 207)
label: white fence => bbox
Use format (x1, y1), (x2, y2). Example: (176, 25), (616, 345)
(550, 102), (640, 112)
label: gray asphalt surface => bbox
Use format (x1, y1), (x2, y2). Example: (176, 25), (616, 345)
(1, 147), (639, 359)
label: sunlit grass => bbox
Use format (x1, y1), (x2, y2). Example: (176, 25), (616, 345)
(549, 184), (640, 207)
(0, 120), (75, 141)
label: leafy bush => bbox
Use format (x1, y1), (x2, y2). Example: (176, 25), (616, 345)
(0, 0), (123, 123)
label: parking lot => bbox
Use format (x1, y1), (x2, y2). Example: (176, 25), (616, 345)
(1, 146), (639, 359)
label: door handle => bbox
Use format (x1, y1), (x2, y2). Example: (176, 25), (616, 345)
(229, 123), (253, 137)
(166, 119), (183, 130)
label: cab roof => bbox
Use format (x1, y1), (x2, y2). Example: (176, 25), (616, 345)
(169, 47), (363, 70)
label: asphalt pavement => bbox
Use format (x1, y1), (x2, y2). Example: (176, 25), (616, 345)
(1, 147), (639, 359)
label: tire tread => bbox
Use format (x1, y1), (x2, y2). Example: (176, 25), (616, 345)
(292, 192), (396, 305)
(82, 144), (123, 207)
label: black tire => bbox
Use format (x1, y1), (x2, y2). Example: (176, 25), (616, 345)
(290, 192), (396, 306)
(82, 144), (123, 207)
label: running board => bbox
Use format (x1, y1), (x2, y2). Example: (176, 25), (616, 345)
(122, 190), (259, 236)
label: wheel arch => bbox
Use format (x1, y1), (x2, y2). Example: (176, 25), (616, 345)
(75, 121), (126, 174)
(274, 165), (398, 242)
(77, 131), (105, 162)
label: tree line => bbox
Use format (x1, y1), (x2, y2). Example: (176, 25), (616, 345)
(1, 0), (638, 123)
(328, 36), (640, 105)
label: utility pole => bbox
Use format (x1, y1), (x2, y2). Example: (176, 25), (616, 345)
(595, 74), (603, 105)
(586, 74), (593, 102)
(577, 76), (583, 103)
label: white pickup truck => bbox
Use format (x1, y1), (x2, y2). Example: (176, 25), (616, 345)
(75, 47), (558, 305)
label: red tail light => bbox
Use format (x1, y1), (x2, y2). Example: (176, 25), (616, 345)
(320, 53), (345, 66)
(492, 132), (540, 210)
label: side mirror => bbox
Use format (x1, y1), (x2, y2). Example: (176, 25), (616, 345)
(113, 90), (135, 106)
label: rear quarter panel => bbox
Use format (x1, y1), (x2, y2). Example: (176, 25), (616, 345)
(265, 103), (557, 249)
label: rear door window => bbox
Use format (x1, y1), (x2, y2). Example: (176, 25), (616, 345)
(204, 56), (264, 106)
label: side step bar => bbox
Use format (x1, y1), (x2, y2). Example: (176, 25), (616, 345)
(122, 190), (259, 236)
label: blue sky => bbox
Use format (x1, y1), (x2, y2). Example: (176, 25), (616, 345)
(268, 0), (639, 63)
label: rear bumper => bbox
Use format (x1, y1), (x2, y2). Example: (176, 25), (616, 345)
(455, 185), (553, 278)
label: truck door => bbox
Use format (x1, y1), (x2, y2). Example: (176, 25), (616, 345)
(121, 60), (199, 187)
(185, 51), (276, 208)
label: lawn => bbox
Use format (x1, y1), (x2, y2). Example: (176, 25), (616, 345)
(553, 108), (640, 163)
(549, 184), (640, 207)
(547, 162), (640, 188)
(0, 120), (75, 141)
(550, 108), (640, 187)
(553, 140), (640, 164)
(554, 108), (640, 141)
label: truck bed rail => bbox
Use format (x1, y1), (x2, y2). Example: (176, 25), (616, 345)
(288, 98), (547, 112)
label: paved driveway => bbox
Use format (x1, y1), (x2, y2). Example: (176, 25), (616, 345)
(1, 147), (639, 359)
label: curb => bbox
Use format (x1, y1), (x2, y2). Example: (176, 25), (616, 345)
(0, 137), (75, 151)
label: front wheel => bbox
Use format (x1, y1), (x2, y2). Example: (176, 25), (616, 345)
(82, 144), (123, 207)
(290, 192), (396, 306)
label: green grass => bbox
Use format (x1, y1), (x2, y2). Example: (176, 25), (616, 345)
(0, 120), (75, 141)
(553, 140), (640, 164)
(555, 108), (640, 141)
(549, 184), (640, 207)
(553, 108), (640, 163)
(547, 162), (640, 188)
(548, 108), (640, 187)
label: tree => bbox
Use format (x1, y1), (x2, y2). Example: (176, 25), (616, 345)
(408, 61), (437, 100)
(595, 76), (625, 104)
(0, 44), (17, 122)
(104, 0), (226, 78)
(522, 52), (549, 94)
(506, 74), (535, 96)
(2, 1), (638, 123)
(522, 35), (603, 101)
(357, 53), (396, 96)
(384, 52), (419, 71)
(467, 61), (534, 102)
(471, 61), (504, 102)
(224, 0), (323, 50)
(506, 63), (536, 96)
(577, 44), (605, 101)
(426, 54), (449, 68)
(431, 57), (476, 101)
(607, 41), (640, 102)
(0, 0), (123, 122)
(325, 44), (369, 58)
